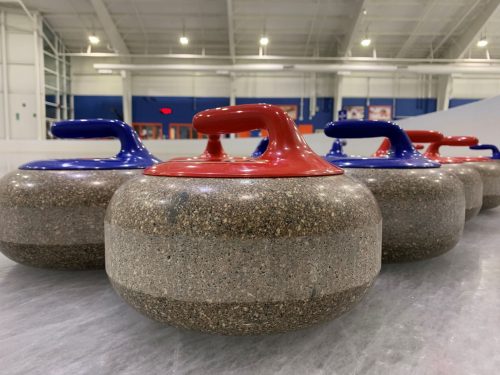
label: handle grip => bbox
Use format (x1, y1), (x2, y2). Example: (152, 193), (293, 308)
(374, 130), (442, 157)
(426, 136), (479, 158)
(193, 104), (299, 149)
(51, 119), (159, 162)
(405, 130), (443, 143)
(470, 144), (500, 159)
(193, 104), (326, 168)
(324, 120), (416, 158)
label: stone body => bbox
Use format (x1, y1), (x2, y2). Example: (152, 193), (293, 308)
(440, 164), (483, 221)
(464, 161), (500, 210)
(105, 174), (382, 335)
(342, 168), (465, 263)
(0, 169), (139, 269)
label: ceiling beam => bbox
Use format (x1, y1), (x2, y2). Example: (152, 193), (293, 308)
(89, 0), (129, 54)
(441, 0), (500, 59)
(395, 0), (437, 58)
(226, 0), (235, 63)
(303, 0), (323, 56)
(428, 0), (482, 58)
(339, 0), (369, 57)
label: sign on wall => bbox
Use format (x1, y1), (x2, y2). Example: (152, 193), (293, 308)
(368, 105), (392, 121)
(346, 106), (365, 120)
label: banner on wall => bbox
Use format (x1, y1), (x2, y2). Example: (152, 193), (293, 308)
(277, 104), (298, 120)
(346, 106), (365, 120)
(368, 105), (392, 121)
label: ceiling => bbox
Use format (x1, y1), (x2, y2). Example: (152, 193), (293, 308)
(13, 0), (500, 60)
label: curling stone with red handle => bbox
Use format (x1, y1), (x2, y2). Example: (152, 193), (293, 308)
(426, 137), (500, 211)
(105, 104), (382, 335)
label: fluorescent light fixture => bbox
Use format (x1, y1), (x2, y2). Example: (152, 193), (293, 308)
(97, 69), (113, 74)
(179, 36), (189, 45)
(259, 36), (269, 46)
(361, 38), (371, 47)
(477, 37), (488, 48)
(88, 35), (100, 45)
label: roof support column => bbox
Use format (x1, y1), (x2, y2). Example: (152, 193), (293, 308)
(121, 70), (132, 124)
(437, 75), (452, 112)
(333, 74), (344, 121)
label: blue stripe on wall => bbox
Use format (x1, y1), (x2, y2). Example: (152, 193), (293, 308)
(449, 99), (480, 108)
(396, 98), (437, 118)
(74, 96), (123, 120)
(132, 96), (230, 136)
(74, 95), (334, 135)
(73, 95), (464, 136)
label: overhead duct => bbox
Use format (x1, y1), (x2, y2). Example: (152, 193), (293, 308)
(407, 64), (500, 75)
(93, 63), (399, 73)
(93, 63), (500, 75)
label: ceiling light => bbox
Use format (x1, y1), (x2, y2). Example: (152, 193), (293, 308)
(259, 36), (269, 46)
(361, 38), (371, 47)
(179, 36), (189, 45)
(88, 35), (100, 45)
(477, 37), (488, 48)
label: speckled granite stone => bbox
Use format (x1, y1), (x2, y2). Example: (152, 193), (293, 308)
(342, 168), (465, 263)
(0, 169), (139, 269)
(464, 161), (500, 210)
(105, 175), (382, 335)
(440, 164), (483, 221)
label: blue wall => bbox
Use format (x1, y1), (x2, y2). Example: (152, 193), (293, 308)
(73, 95), (461, 137)
(74, 96), (123, 120)
(449, 98), (480, 108)
(74, 95), (334, 136)
(132, 96), (230, 136)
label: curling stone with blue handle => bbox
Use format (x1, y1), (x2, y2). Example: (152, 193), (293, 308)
(0, 119), (159, 269)
(325, 120), (465, 263)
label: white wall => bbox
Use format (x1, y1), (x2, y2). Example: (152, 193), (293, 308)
(71, 57), (122, 95)
(72, 58), (334, 98)
(0, 10), (41, 140)
(72, 57), (437, 99)
(452, 76), (500, 99)
(71, 57), (500, 102)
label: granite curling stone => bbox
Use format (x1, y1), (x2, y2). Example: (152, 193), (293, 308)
(324, 120), (465, 264)
(468, 143), (500, 210)
(426, 137), (500, 211)
(0, 119), (159, 269)
(375, 130), (483, 221)
(105, 104), (382, 335)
